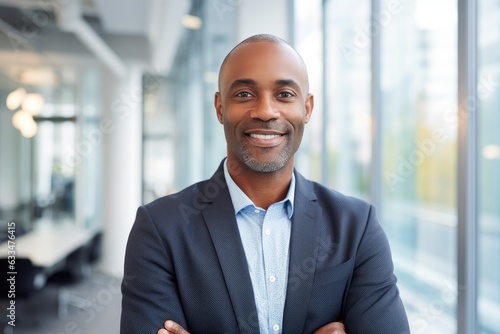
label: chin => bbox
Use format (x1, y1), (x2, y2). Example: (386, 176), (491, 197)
(243, 158), (288, 173)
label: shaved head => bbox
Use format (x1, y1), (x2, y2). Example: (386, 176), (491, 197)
(218, 34), (309, 92)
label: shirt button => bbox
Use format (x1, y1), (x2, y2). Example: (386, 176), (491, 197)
(265, 229), (271, 236)
(273, 324), (280, 332)
(254, 209), (260, 214)
(269, 275), (276, 283)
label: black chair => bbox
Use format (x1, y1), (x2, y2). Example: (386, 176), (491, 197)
(0, 258), (46, 298)
(0, 258), (47, 330)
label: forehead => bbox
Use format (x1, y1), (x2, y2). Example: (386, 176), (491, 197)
(220, 42), (308, 93)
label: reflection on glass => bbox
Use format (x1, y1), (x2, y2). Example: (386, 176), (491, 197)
(380, 0), (458, 332)
(167, 0), (235, 192)
(143, 76), (176, 203)
(0, 66), (102, 236)
(294, 0), (323, 180)
(478, 1), (500, 332)
(324, 0), (371, 199)
(33, 121), (75, 222)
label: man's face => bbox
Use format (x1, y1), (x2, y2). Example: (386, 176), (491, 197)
(215, 42), (314, 173)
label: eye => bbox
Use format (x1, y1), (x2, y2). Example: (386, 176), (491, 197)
(277, 91), (295, 98)
(235, 91), (253, 98)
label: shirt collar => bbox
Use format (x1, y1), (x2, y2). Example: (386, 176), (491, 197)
(223, 159), (295, 219)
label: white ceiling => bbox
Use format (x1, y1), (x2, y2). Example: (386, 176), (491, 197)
(0, 0), (192, 76)
(93, 0), (152, 35)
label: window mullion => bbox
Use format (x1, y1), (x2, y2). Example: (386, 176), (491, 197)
(457, 0), (478, 332)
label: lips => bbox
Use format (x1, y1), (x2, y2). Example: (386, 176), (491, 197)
(245, 130), (286, 147)
(249, 133), (282, 140)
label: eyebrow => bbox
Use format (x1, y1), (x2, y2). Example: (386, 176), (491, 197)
(275, 79), (300, 89)
(228, 79), (257, 91)
(228, 78), (302, 92)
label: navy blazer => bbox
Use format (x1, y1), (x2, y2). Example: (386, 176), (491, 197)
(121, 163), (410, 334)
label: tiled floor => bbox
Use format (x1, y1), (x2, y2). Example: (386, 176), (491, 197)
(0, 271), (121, 334)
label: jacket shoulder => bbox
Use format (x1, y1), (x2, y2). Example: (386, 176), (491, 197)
(304, 179), (374, 222)
(145, 180), (204, 209)
(302, 175), (372, 207)
(141, 170), (228, 224)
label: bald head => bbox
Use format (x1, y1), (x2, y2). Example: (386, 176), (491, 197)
(218, 34), (309, 93)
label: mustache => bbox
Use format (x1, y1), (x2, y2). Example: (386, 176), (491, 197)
(242, 120), (290, 132)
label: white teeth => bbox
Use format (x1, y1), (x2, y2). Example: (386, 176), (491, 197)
(249, 134), (281, 139)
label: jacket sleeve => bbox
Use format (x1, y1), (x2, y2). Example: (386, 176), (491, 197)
(120, 206), (188, 334)
(343, 205), (410, 334)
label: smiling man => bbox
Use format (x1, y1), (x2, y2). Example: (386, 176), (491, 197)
(217, 36), (311, 175)
(215, 34), (313, 211)
(121, 34), (410, 334)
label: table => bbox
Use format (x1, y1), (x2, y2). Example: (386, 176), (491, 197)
(0, 222), (96, 269)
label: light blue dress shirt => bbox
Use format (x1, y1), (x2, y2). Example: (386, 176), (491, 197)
(224, 160), (295, 334)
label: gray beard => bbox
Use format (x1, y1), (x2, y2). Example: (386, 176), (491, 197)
(239, 143), (292, 172)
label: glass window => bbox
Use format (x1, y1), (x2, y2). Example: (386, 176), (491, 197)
(33, 120), (75, 223)
(0, 67), (78, 231)
(324, 0), (371, 199)
(296, 0), (500, 331)
(79, 68), (103, 230)
(171, 26), (206, 190)
(379, 0), (458, 332)
(478, 0), (500, 332)
(0, 80), (33, 235)
(0, 65), (102, 233)
(142, 74), (176, 203)
(294, 0), (323, 180)
(167, 0), (235, 193)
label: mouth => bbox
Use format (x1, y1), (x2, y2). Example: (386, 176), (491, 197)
(248, 133), (282, 139)
(245, 130), (286, 147)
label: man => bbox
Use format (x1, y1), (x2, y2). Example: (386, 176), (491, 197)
(121, 34), (410, 334)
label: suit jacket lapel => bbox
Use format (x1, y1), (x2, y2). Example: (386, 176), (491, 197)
(201, 165), (259, 333)
(282, 171), (320, 333)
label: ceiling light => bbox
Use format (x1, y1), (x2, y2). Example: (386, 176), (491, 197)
(19, 68), (59, 86)
(12, 110), (34, 130)
(20, 120), (38, 138)
(6, 87), (27, 110)
(182, 15), (202, 30)
(22, 93), (45, 115)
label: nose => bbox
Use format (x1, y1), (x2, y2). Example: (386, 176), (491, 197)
(249, 95), (280, 121)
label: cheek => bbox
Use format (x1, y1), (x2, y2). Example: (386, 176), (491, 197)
(290, 116), (306, 141)
(222, 110), (246, 132)
(289, 112), (307, 130)
(294, 123), (305, 140)
(222, 118), (240, 142)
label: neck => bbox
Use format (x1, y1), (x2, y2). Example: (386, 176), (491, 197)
(227, 157), (294, 210)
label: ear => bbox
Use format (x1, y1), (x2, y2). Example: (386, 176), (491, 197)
(214, 92), (223, 124)
(304, 93), (314, 124)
